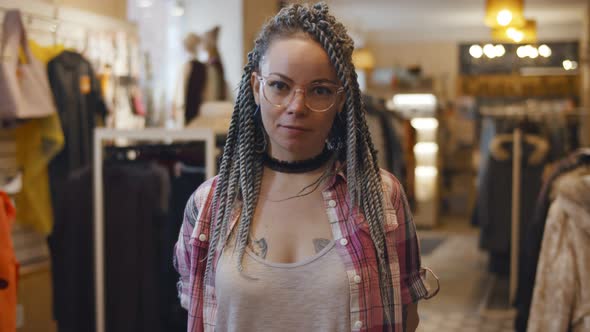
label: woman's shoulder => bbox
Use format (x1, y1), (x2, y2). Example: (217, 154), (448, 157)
(187, 175), (220, 211)
(378, 168), (405, 194)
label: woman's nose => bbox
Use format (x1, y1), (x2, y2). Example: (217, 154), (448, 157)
(286, 89), (307, 114)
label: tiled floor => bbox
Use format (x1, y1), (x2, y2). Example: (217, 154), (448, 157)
(416, 215), (515, 332)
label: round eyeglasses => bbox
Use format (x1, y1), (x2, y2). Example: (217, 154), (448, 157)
(257, 74), (344, 113)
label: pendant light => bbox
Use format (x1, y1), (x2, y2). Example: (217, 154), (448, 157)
(491, 19), (537, 43)
(485, 0), (526, 28)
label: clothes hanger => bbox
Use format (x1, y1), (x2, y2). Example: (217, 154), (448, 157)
(1, 172), (22, 195)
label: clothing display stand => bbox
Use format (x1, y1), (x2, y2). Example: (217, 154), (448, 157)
(509, 128), (522, 304)
(93, 128), (216, 332)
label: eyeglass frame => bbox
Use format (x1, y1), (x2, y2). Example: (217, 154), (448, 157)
(256, 73), (345, 113)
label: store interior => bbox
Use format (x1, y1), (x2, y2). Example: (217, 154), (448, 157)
(1, 0), (589, 331)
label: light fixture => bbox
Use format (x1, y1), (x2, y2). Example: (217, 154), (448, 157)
(415, 166), (438, 178)
(528, 46), (539, 58)
(517, 46), (527, 58)
(506, 27), (524, 42)
(483, 43), (496, 58)
(469, 44), (483, 58)
(496, 9), (513, 26)
(352, 48), (376, 70)
(410, 118), (439, 130)
(563, 60), (578, 71)
(491, 19), (537, 44)
(538, 44), (551, 57)
(414, 142), (439, 155)
(494, 44), (506, 57)
(485, 0), (525, 28)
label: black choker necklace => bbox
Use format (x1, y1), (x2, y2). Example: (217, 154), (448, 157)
(263, 147), (333, 173)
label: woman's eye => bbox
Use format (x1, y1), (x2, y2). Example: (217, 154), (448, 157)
(312, 86), (334, 96)
(268, 80), (289, 91)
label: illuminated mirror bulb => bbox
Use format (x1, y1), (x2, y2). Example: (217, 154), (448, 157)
(494, 44), (505, 57)
(538, 44), (551, 57)
(483, 44), (496, 58)
(516, 46), (527, 58)
(469, 45), (483, 58)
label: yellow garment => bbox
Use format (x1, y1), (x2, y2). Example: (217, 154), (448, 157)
(14, 41), (65, 234)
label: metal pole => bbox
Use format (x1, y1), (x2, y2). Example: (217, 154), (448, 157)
(509, 128), (522, 304)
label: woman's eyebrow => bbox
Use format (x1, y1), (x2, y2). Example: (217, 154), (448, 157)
(268, 72), (338, 85)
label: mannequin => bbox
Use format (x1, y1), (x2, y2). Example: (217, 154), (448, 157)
(172, 32), (208, 126)
(201, 26), (227, 100)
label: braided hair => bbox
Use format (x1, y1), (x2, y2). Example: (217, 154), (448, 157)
(203, 2), (395, 324)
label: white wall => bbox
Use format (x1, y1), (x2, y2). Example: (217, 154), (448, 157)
(127, 0), (185, 125)
(59, 0), (127, 20)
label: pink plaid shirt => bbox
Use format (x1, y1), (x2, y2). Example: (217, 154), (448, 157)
(174, 166), (429, 331)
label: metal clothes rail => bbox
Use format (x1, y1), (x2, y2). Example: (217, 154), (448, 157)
(93, 128), (216, 332)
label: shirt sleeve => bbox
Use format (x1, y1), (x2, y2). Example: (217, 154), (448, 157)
(173, 191), (199, 310)
(389, 176), (429, 304)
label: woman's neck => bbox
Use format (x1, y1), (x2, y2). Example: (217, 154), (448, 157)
(261, 159), (333, 198)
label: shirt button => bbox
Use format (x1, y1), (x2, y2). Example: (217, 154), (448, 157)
(354, 320), (363, 329)
(0, 279), (8, 289)
(328, 199), (337, 208)
(198, 234), (207, 242)
(353, 275), (362, 284)
(340, 238), (348, 246)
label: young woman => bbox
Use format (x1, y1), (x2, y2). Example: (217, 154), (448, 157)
(174, 3), (436, 331)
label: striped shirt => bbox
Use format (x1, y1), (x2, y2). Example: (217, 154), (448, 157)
(174, 166), (430, 331)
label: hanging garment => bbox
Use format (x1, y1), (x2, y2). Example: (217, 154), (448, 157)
(12, 41), (65, 234)
(48, 162), (172, 332)
(515, 150), (590, 332)
(47, 50), (107, 202)
(0, 127), (19, 188)
(477, 133), (548, 274)
(527, 173), (590, 332)
(0, 10), (56, 120)
(184, 60), (207, 124)
(0, 191), (18, 332)
(207, 56), (226, 100)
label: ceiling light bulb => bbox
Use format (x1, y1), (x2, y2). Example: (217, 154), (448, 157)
(538, 44), (551, 57)
(494, 44), (506, 57)
(496, 9), (513, 26)
(563, 60), (573, 70)
(483, 44), (496, 58)
(506, 27), (524, 43)
(469, 45), (483, 58)
(529, 47), (539, 59)
(571, 61), (578, 70)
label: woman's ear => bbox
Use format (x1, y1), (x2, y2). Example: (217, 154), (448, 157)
(251, 72), (260, 105)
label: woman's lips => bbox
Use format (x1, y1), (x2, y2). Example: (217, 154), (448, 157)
(280, 125), (309, 133)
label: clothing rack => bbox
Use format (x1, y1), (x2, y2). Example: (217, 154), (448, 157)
(0, 0), (136, 33)
(0, 0), (137, 48)
(479, 106), (587, 305)
(93, 128), (216, 332)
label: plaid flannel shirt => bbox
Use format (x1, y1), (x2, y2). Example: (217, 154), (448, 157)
(174, 165), (429, 331)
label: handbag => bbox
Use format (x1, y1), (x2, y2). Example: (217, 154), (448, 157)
(0, 9), (56, 120)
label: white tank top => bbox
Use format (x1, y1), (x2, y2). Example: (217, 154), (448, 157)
(214, 240), (350, 331)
